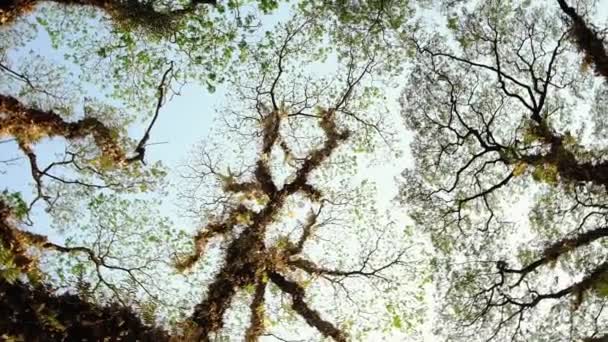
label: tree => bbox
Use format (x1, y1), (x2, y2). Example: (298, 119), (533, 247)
(0, 278), (170, 341)
(0, 62), (171, 219)
(0, 0), (422, 340)
(18, 0), (608, 339)
(402, 0), (608, 340)
(557, 0), (608, 81)
(0, 194), (172, 340)
(0, 0), (216, 28)
(176, 19), (418, 340)
(0, 0), (284, 222)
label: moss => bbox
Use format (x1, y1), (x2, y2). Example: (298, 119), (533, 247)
(531, 163), (558, 185)
(0, 0), (36, 26)
(0, 95), (126, 164)
(269, 272), (347, 342)
(243, 279), (266, 341)
(183, 107), (349, 339)
(0, 278), (169, 341)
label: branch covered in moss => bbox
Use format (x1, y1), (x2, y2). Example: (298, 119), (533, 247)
(0, 277), (169, 341)
(0, 199), (43, 273)
(244, 277), (267, 341)
(500, 226), (608, 281)
(0, 94), (129, 162)
(557, 0), (608, 81)
(269, 272), (347, 342)
(0, 0), (216, 29)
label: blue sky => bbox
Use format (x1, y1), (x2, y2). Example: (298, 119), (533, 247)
(0, 2), (296, 236)
(5, 0), (608, 235)
(0, 5), (421, 338)
(3, 1), (608, 339)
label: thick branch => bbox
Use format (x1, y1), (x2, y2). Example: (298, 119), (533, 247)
(286, 207), (321, 256)
(0, 0), (215, 27)
(244, 278), (267, 341)
(190, 229), (265, 339)
(584, 334), (608, 342)
(501, 226), (608, 276)
(269, 272), (347, 342)
(175, 204), (252, 271)
(0, 278), (169, 341)
(557, 0), (608, 81)
(520, 133), (608, 188)
(0, 200), (45, 272)
(0, 94), (126, 163)
(498, 226), (608, 291)
(527, 261), (608, 307)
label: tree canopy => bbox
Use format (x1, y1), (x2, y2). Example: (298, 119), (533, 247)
(2, 0), (608, 341)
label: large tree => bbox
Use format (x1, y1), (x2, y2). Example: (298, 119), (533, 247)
(14, 0), (608, 340)
(175, 18), (422, 340)
(0, 0), (421, 340)
(402, 0), (608, 340)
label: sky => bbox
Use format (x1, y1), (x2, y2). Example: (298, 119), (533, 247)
(2, 0), (608, 340)
(4, 0), (607, 239)
(0, 0), (412, 237)
(0, 2), (419, 339)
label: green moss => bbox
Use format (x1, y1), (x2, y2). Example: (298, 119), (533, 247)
(532, 163), (559, 185)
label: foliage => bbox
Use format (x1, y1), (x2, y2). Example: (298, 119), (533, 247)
(3, 0), (608, 340)
(401, 0), (608, 340)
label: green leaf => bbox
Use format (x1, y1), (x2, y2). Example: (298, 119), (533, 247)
(447, 17), (459, 31)
(391, 314), (402, 329)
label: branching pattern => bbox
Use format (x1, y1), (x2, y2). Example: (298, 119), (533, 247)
(402, 1), (608, 340)
(174, 20), (409, 341)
